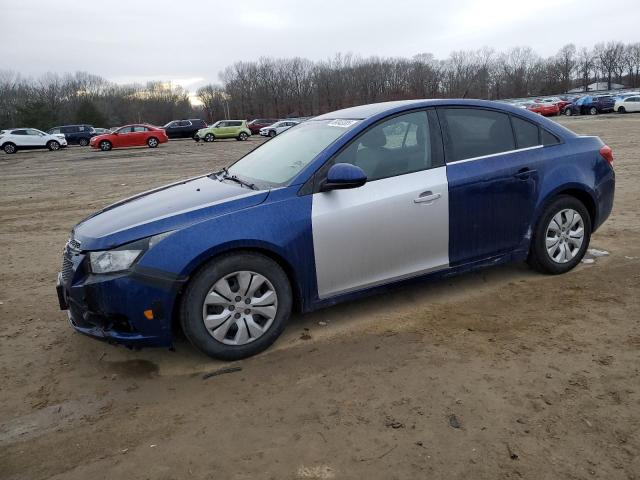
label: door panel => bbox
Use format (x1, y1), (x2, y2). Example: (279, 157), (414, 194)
(446, 148), (541, 265)
(312, 167), (449, 299)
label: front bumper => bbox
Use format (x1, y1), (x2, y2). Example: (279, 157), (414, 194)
(56, 251), (185, 347)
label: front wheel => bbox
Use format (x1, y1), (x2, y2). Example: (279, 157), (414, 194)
(3, 143), (17, 154)
(589, 106), (598, 115)
(528, 195), (591, 275)
(618, 106), (626, 114)
(47, 140), (60, 151)
(147, 137), (159, 148)
(205, 133), (215, 142)
(180, 253), (292, 360)
(268, 130), (276, 138)
(564, 108), (572, 116)
(99, 140), (112, 151)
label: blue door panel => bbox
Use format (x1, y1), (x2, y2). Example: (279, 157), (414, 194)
(447, 148), (541, 266)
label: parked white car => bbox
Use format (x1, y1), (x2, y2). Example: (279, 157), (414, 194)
(259, 120), (300, 138)
(0, 128), (67, 154)
(614, 95), (640, 114)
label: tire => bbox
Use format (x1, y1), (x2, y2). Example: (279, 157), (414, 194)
(589, 106), (598, 115)
(237, 132), (249, 141)
(99, 140), (112, 151)
(147, 137), (159, 148)
(618, 106), (626, 114)
(180, 252), (293, 360)
(528, 195), (592, 275)
(78, 138), (89, 147)
(268, 130), (276, 138)
(3, 143), (17, 154)
(47, 140), (60, 151)
(564, 108), (572, 116)
(205, 133), (215, 142)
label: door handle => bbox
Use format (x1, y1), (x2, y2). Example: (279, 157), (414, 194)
(514, 168), (535, 180)
(414, 191), (441, 204)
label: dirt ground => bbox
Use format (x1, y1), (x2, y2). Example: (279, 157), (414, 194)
(1, 115), (639, 480)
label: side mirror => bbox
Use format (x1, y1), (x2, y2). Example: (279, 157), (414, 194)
(112, 131), (119, 135)
(320, 163), (367, 192)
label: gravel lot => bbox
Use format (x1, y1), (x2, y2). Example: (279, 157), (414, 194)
(1, 116), (639, 480)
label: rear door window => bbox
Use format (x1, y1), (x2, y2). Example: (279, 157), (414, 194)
(439, 108), (515, 162)
(511, 116), (540, 148)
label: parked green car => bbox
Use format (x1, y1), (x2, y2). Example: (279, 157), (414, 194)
(194, 120), (251, 142)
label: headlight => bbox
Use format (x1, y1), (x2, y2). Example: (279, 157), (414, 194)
(89, 250), (142, 273)
(88, 231), (174, 274)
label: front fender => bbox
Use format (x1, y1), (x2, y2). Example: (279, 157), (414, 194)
(137, 187), (318, 311)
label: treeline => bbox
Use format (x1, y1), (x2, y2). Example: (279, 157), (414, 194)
(207, 42), (640, 118)
(0, 71), (195, 130)
(1, 41), (639, 130)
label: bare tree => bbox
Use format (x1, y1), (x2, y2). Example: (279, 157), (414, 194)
(594, 41), (625, 90)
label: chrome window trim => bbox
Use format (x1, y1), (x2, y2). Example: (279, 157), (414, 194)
(447, 145), (543, 165)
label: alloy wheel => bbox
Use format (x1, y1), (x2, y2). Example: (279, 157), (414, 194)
(545, 209), (585, 264)
(202, 271), (278, 346)
(4, 144), (16, 154)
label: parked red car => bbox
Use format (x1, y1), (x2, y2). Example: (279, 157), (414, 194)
(247, 118), (279, 135)
(89, 124), (168, 151)
(527, 102), (560, 116)
(535, 97), (571, 113)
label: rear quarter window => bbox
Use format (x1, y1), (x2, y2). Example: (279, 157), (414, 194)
(542, 129), (560, 146)
(511, 116), (540, 148)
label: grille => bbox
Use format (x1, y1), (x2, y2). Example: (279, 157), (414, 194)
(61, 250), (74, 283)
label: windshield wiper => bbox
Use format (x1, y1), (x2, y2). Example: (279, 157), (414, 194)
(216, 167), (258, 190)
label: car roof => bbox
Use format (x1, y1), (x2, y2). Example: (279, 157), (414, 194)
(313, 99), (543, 120)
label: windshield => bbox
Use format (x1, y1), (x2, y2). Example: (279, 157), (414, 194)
(227, 119), (360, 187)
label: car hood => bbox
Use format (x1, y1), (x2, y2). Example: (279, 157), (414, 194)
(73, 176), (268, 251)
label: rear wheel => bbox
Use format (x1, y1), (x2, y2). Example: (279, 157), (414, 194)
(528, 195), (591, 275)
(99, 140), (112, 151)
(78, 138), (89, 147)
(589, 106), (598, 115)
(180, 253), (292, 360)
(147, 137), (159, 148)
(205, 133), (215, 142)
(3, 143), (16, 154)
(564, 108), (572, 116)
(47, 140), (60, 151)
(237, 132), (249, 141)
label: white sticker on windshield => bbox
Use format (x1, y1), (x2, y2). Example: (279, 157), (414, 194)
(327, 119), (358, 128)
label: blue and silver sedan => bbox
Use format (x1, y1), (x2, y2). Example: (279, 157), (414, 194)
(56, 99), (615, 359)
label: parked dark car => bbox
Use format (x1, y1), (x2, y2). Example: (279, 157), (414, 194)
(564, 95), (616, 116)
(48, 124), (96, 146)
(162, 119), (207, 139)
(247, 118), (279, 135)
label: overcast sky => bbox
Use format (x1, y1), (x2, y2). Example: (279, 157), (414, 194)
(2, 0), (639, 96)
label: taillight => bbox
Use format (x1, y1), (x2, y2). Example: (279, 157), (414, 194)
(599, 145), (613, 165)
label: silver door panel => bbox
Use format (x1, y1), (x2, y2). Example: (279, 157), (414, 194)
(312, 166), (449, 299)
